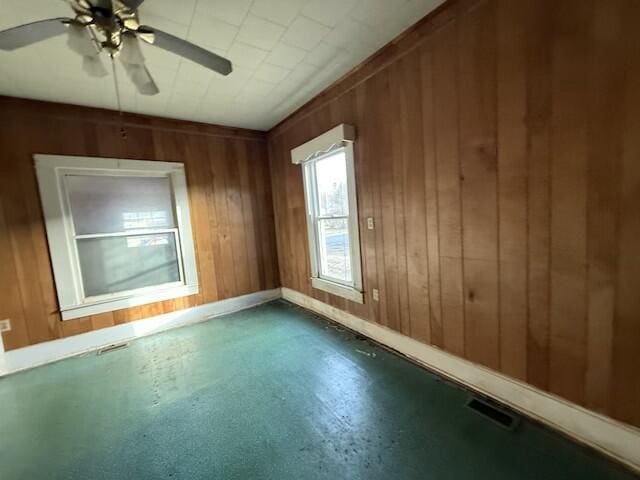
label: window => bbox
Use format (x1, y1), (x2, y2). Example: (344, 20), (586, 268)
(292, 124), (363, 303)
(35, 155), (198, 320)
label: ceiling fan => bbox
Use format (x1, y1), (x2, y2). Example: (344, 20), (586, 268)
(0, 0), (233, 97)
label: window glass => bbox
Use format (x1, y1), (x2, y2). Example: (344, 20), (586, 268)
(77, 233), (180, 297)
(314, 152), (348, 217)
(318, 218), (352, 283)
(66, 175), (176, 234)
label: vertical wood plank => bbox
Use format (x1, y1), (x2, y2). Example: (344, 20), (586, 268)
(225, 139), (252, 295)
(368, 74), (391, 327)
(377, 70), (401, 332)
(398, 50), (431, 343)
(254, 141), (279, 290)
(496, 0), (529, 380)
(172, 132), (200, 309)
(458, 0), (500, 369)
(389, 62), (411, 336)
(548, 0), (592, 404)
(421, 41), (444, 348)
(267, 135), (289, 289)
(247, 142), (268, 290)
(287, 121), (313, 297)
(236, 141), (261, 293)
(584, 0), (625, 414)
(354, 81), (380, 324)
(208, 138), (238, 299)
(185, 134), (219, 304)
(525, 0), (553, 391)
(432, 19), (465, 357)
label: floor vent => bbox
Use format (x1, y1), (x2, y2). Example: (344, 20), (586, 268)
(466, 397), (520, 431)
(97, 343), (129, 355)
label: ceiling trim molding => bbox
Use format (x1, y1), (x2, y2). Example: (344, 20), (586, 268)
(267, 0), (466, 140)
(0, 96), (267, 142)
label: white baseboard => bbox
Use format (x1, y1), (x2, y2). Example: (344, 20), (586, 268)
(0, 288), (281, 377)
(282, 287), (640, 473)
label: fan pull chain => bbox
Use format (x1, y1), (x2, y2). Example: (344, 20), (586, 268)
(110, 54), (127, 140)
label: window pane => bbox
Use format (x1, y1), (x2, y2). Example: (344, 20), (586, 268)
(67, 175), (176, 235)
(315, 151), (348, 217)
(77, 233), (180, 297)
(318, 218), (352, 283)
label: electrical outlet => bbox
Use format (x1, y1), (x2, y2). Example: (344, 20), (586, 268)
(0, 319), (11, 333)
(372, 289), (379, 302)
(367, 217), (375, 230)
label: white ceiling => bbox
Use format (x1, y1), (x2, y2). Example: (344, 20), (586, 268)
(0, 0), (444, 130)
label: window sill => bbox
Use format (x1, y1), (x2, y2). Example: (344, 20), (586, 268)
(311, 277), (364, 304)
(60, 284), (199, 320)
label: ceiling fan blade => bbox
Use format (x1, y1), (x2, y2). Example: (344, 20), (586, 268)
(82, 55), (109, 77)
(120, 33), (145, 65)
(121, 61), (159, 95)
(119, 0), (145, 9)
(0, 18), (71, 51)
(139, 26), (232, 76)
(67, 23), (99, 57)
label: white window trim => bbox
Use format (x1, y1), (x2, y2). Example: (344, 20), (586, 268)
(34, 154), (199, 320)
(292, 124), (364, 304)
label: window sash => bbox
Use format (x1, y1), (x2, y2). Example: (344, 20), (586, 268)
(61, 169), (187, 304)
(64, 173), (187, 303)
(314, 217), (353, 287)
(72, 228), (186, 303)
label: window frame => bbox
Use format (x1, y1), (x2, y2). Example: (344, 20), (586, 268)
(294, 125), (364, 304)
(35, 154), (199, 320)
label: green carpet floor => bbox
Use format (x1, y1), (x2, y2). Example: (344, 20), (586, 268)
(0, 300), (636, 479)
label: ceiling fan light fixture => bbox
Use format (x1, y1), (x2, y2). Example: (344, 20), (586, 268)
(82, 55), (109, 77)
(119, 33), (145, 65)
(66, 22), (98, 57)
(121, 61), (159, 95)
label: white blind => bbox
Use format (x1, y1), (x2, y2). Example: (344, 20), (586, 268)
(66, 175), (176, 235)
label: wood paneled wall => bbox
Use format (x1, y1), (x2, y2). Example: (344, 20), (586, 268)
(268, 0), (640, 427)
(0, 97), (278, 352)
